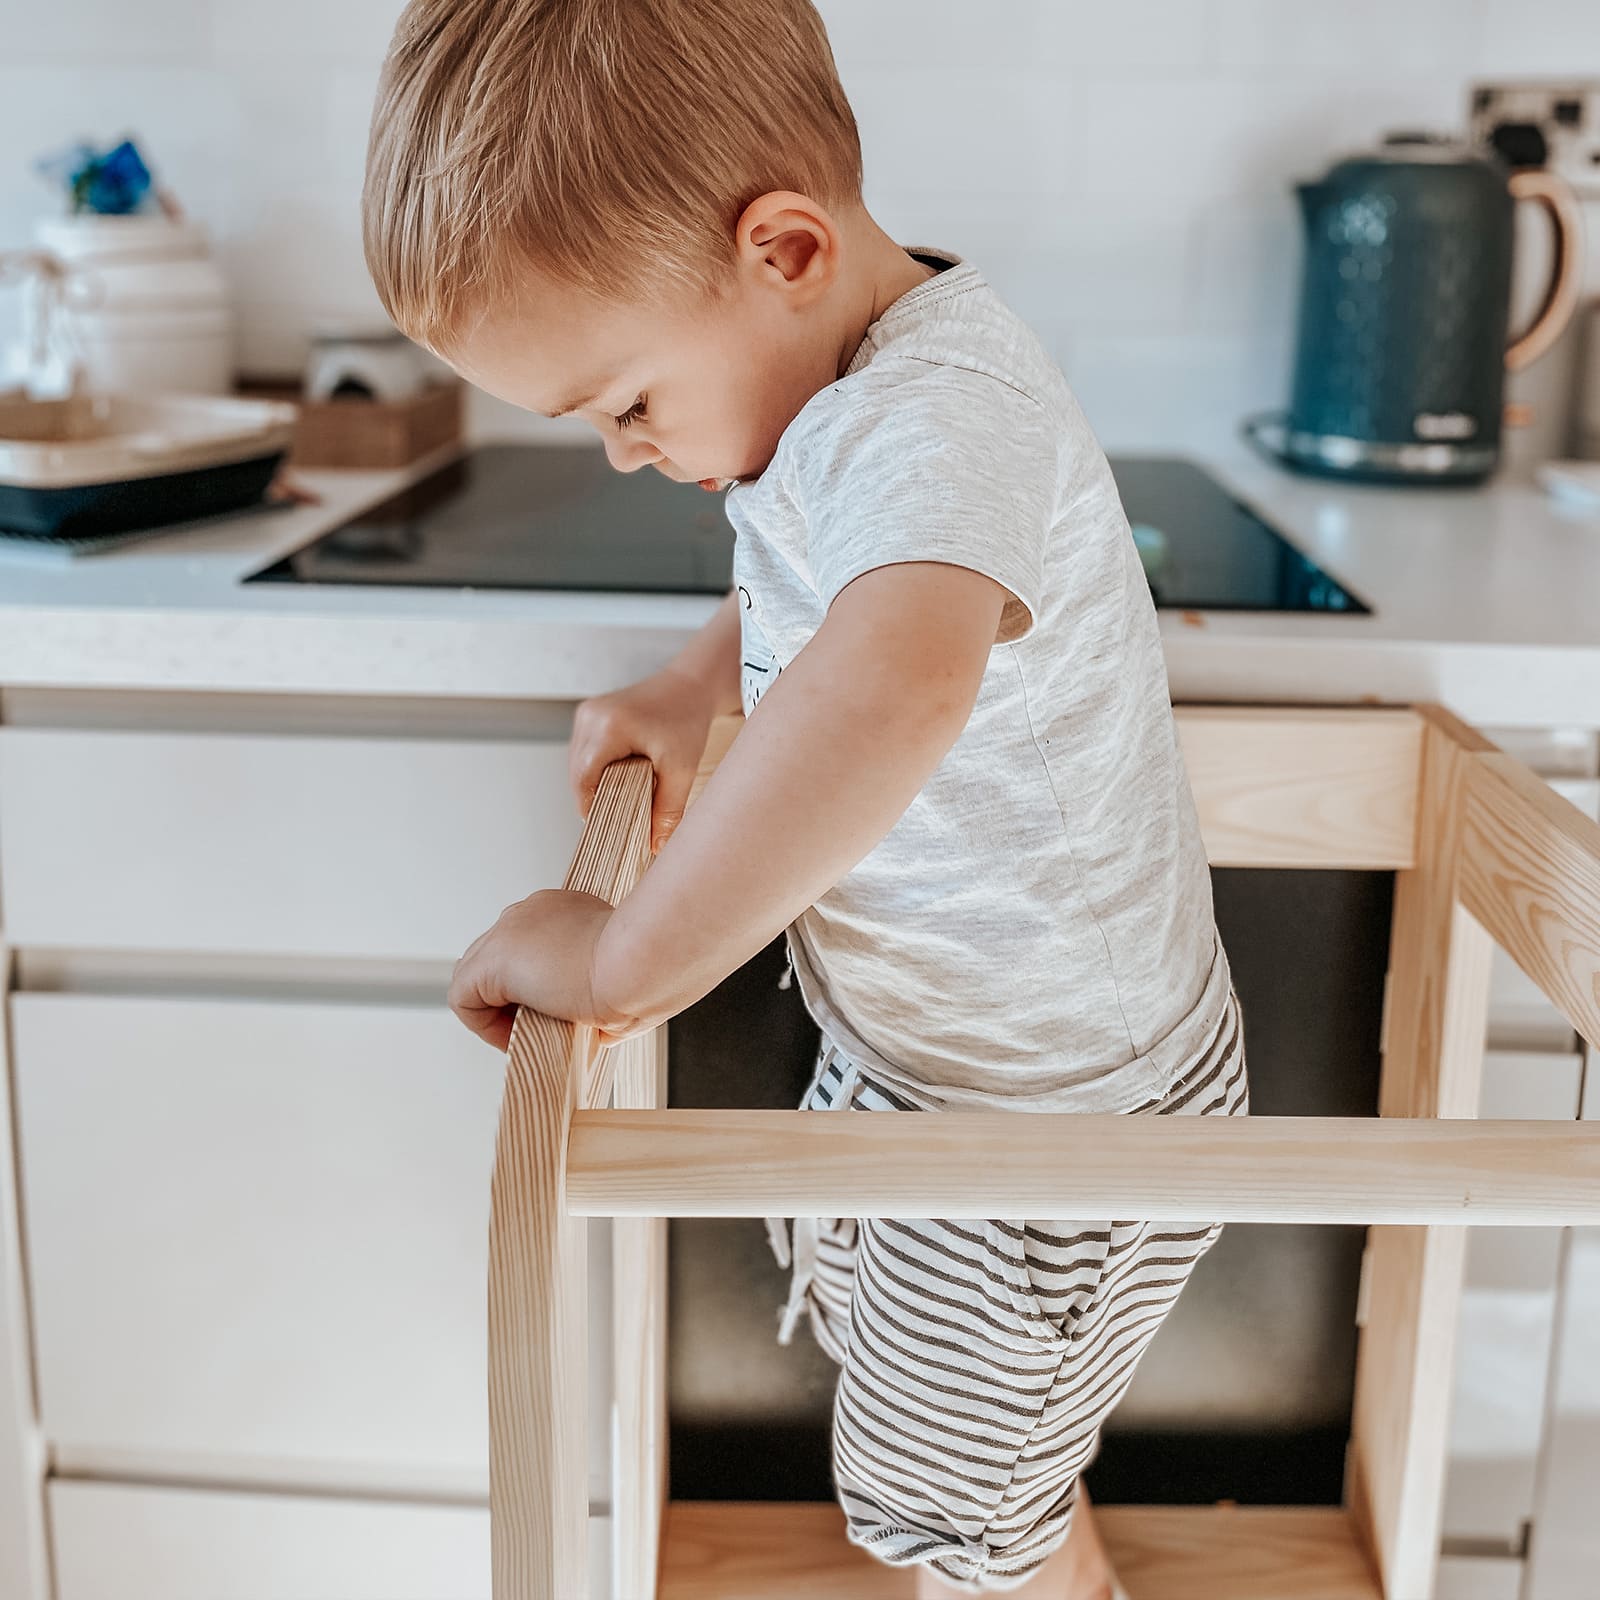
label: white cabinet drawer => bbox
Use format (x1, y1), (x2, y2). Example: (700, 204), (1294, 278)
(13, 992), (610, 1501)
(0, 728), (582, 959)
(51, 1479), (566, 1600)
(1487, 778), (1600, 1047)
(1436, 1555), (1525, 1600)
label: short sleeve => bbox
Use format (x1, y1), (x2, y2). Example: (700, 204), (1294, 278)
(793, 366), (1057, 646)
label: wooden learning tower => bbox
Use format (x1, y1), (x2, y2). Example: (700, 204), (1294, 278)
(484, 704), (1600, 1600)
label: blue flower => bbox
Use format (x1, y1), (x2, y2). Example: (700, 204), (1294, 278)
(80, 139), (153, 215)
(35, 136), (154, 215)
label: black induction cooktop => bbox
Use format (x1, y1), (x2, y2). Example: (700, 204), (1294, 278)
(242, 444), (1369, 614)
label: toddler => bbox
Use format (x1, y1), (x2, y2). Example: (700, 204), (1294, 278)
(365, 3), (1248, 1595)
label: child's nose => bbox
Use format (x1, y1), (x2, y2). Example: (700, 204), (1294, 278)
(603, 431), (661, 474)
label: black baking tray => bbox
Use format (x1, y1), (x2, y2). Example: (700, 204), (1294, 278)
(0, 450), (287, 541)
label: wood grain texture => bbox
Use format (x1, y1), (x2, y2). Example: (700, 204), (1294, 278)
(1094, 1505), (1384, 1600)
(611, 1024), (668, 1600)
(1348, 708), (1496, 1600)
(660, 1501), (909, 1598)
(489, 756), (653, 1600)
(657, 1501), (1382, 1600)
(692, 707), (1423, 870)
(1175, 705), (1423, 868)
(567, 1110), (1600, 1224)
(1460, 750), (1600, 1051)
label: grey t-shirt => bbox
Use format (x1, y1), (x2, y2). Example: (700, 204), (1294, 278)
(724, 247), (1234, 1115)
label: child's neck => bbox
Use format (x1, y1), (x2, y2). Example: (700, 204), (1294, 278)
(831, 211), (940, 382)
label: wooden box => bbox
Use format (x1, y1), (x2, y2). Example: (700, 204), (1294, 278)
(235, 378), (463, 470)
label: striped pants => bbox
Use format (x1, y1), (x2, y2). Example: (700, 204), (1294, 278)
(764, 992), (1250, 1593)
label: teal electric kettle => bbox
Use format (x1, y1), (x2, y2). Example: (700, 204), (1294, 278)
(1247, 131), (1583, 485)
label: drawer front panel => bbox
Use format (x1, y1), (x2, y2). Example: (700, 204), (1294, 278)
(52, 1479), (505, 1600)
(0, 728), (581, 959)
(15, 992), (610, 1500)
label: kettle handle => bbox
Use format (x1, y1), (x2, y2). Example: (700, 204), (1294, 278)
(1505, 169), (1585, 373)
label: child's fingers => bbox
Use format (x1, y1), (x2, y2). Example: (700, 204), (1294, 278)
(448, 936), (515, 1050)
(481, 1009), (515, 1053)
(569, 724), (605, 818)
(569, 702), (646, 817)
(573, 755), (599, 820)
(650, 763), (695, 853)
(450, 987), (515, 1050)
(596, 1015), (656, 1046)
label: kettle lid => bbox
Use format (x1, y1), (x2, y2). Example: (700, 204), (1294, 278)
(1328, 129), (1502, 170)
(1371, 130), (1485, 164)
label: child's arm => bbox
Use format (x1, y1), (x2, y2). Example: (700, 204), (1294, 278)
(446, 560), (1005, 1049)
(591, 559), (1006, 1032)
(567, 588), (742, 853)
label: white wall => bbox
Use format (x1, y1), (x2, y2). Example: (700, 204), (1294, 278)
(1, 0), (1596, 453)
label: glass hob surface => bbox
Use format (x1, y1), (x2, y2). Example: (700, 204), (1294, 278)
(242, 445), (1369, 614)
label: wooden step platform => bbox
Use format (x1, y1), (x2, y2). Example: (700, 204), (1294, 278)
(659, 1500), (1385, 1600)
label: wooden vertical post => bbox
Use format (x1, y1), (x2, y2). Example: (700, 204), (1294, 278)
(1346, 708), (1497, 1600)
(611, 1022), (670, 1600)
(488, 757), (655, 1600)
(489, 1009), (591, 1599)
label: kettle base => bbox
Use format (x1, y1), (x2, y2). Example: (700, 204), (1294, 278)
(1279, 450), (1496, 489)
(1242, 413), (1498, 487)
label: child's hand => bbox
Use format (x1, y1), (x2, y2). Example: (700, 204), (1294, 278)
(570, 666), (714, 854)
(448, 887), (638, 1052)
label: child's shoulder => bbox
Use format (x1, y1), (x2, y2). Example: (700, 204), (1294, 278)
(782, 256), (1088, 484)
(866, 267), (1065, 406)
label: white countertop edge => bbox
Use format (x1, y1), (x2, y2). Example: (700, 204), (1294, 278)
(1159, 633), (1600, 729)
(3, 603), (1596, 726)
(0, 606), (705, 702)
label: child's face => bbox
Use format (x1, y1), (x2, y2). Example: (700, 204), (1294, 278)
(450, 262), (840, 488)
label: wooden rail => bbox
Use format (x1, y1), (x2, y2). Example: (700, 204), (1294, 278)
(1461, 750), (1600, 1048)
(565, 1111), (1600, 1224)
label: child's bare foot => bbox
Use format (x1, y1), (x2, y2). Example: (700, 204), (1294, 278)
(913, 1485), (1119, 1600)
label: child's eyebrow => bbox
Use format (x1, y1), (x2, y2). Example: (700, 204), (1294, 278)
(542, 384), (610, 419)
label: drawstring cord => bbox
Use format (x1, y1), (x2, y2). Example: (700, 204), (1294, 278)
(767, 1046), (861, 1346)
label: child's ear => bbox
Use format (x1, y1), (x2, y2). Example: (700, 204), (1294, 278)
(734, 190), (839, 305)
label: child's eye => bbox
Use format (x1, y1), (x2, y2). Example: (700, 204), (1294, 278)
(613, 396), (647, 430)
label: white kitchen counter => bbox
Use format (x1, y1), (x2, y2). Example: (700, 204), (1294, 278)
(1, 439), (1597, 726)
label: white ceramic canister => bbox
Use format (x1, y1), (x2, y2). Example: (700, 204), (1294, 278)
(33, 214), (234, 396)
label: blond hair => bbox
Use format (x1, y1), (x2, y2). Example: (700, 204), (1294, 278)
(363, 0), (863, 354)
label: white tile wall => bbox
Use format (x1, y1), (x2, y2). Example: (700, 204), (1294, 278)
(1210, 0), (1486, 75)
(0, 0), (1596, 451)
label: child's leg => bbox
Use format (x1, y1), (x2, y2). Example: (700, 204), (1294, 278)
(916, 1483), (1115, 1600)
(764, 1039), (883, 1362)
(828, 994), (1249, 1594)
